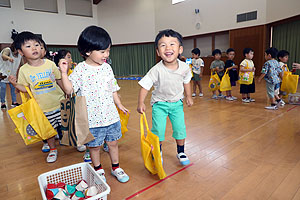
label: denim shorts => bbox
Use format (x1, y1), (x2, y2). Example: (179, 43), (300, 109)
(86, 121), (122, 147)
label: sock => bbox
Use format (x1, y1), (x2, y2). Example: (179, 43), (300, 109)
(271, 103), (276, 106)
(177, 145), (186, 158)
(112, 163), (119, 171)
(160, 144), (162, 152)
(50, 148), (57, 151)
(242, 97), (246, 100)
(94, 164), (102, 171)
(276, 99), (281, 103)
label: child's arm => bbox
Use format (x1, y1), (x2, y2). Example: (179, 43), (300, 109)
(113, 92), (129, 114)
(258, 73), (265, 83)
(184, 82), (193, 107)
(8, 75), (27, 93)
(199, 67), (204, 77)
(137, 87), (148, 114)
(1, 49), (13, 62)
(58, 59), (73, 94)
(293, 63), (300, 69)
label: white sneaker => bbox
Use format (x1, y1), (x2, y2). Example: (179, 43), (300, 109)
(265, 105), (278, 110)
(192, 93), (196, 97)
(218, 94), (225, 99)
(231, 96), (238, 100)
(199, 93), (203, 97)
(83, 151), (92, 163)
(242, 99), (250, 103)
(96, 168), (106, 182)
(249, 98), (255, 102)
(211, 94), (218, 99)
(111, 168), (129, 183)
(77, 145), (86, 152)
(176, 152), (190, 166)
(42, 143), (50, 153)
(278, 99), (285, 107)
(226, 96), (234, 101)
(47, 150), (57, 163)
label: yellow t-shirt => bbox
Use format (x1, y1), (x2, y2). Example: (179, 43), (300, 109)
(18, 59), (65, 112)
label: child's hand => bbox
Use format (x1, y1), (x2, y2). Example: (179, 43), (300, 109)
(186, 96), (193, 107)
(8, 75), (17, 85)
(59, 59), (69, 74)
(117, 104), (129, 115)
(137, 103), (146, 114)
(8, 57), (14, 63)
(252, 67), (256, 72)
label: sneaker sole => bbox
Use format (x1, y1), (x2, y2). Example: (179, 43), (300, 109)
(180, 160), (191, 166)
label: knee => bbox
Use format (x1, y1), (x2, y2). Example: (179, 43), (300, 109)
(106, 141), (118, 148)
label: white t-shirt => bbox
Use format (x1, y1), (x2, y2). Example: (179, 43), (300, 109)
(191, 58), (204, 74)
(0, 47), (22, 83)
(240, 59), (255, 76)
(138, 59), (192, 105)
(69, 61), (120, 128)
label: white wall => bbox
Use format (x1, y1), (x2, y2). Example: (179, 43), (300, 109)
(0, 0), (98, 45)
(97, 0), (155, 45)
(266, 0), (300, 23)
(153, 0), (267, 37)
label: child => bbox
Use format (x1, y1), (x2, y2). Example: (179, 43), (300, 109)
(224, 48), (238, 101)
(277, 50), (289, 99)
(258, 47), (283, 110)
(8, 31), (65, 163)
(137, 29), (193, 166)
(210, 49), (225, 99)
(0, 43), (22, 109)
(59, 26), (129, 183)
(191, 48), (204, 97)
(53, 50), (89, 158)
(239, 48), (256, 103)
(54, 50), (76, 76)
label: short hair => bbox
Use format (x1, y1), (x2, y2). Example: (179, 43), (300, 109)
(191, 48), (201, 56)
(265, 47), (278, 59)
(54, 49), (71, 66)
(14, 31), (40, 50)
(277, 50), (290, 59)
(155, 29), (183, 48)
(243, 48), (254, 56)
(77, 26), (112, 57)
(226, 48), (235, 54)
(212, 49), (222, 56)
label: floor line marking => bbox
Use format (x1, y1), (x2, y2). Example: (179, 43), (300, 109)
(125, 163), (194, 200)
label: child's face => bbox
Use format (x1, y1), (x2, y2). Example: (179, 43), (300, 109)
(264, 52), (272, 60)
(156, 36), (183, 64)
(18, 40), (42, 60)
(192, 53), (199, 59)
(214, 54), (221, 60)
(40, 44), (46, 58)
(64, 52), (73, 68)
(279, 55), (289, 63)
(245, 51), (254, 60)
(227, 51), (235, 60)
(86, 46), (110, 66)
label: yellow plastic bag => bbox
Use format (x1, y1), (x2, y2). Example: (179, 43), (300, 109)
(116, 107), (130, 137)
(281, 70), (299, 94)
(8, 87), (57, 144)
(140, 113), (166, 180)
(238, 61), (254, 85)
(208, 72), (221, 91)
(220, 69), (232, 92)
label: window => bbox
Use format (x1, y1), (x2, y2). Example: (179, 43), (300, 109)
(24, 0), (58, 13)
(0, 0), (10, 8)
(66, 0), (92, 17)
(182, 39), (194, 58)
(215, 33), (229, 53)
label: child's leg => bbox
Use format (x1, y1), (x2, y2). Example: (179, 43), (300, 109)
(197, 81), (202, 94)
(151, 102), (168, 142)
(226, 90), (231, 97)
(106, 140), (119, 164)
(168, 101), (190, 165)
(8, 83), (17, 104)
(0, 82), (7, 105)
(47, 136), (56, 149)
(192, 80), (196, 94)
(89, 146), (101, 166)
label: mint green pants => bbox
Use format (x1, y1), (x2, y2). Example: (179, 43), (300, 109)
(151, 100), (186, 141)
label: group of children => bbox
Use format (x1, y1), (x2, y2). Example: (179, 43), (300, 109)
(2, 25), (298, 187)
(190, 46), (295, 110)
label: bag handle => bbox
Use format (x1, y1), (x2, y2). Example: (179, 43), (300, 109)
(140, 113), (150, 139)
(20, 86), (34, 103)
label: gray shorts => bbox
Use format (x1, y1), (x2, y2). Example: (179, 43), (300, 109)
(86, 121), (122, 147)
(266, 82), (278, 98)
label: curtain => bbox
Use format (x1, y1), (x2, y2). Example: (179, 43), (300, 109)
(110, 43), (156, 76)
(48, 43), (156, 76)
(272, 20), (300, 74)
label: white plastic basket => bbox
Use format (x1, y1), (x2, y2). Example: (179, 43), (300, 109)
(288, 93), (300, 105)
(38, 162), (110, 200)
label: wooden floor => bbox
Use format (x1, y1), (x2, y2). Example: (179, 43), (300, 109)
(1, 76), (300, 200)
